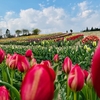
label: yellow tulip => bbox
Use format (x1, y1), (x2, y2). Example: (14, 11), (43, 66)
(84, 45), (88, 49)
(92, 41), (96, 47)
(86, 47), (91, 52)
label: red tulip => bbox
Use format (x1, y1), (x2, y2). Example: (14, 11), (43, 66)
(0, 48), (5, 64)
(68, 64), (84, 92)
(20, 64), (56, 100)
(86, 73), (92, 87)
(25, 49), (33, 60)
(62, 57), (72, 74)
(6, 53), (18, 69)
(17, 54), (30, 72)
(0, 86), (10, 100)
(30, 58), (37, 67)
(83, 69), (89, 81)
(53, 54), (59, 63)
(91, 41), (100, 97)
(41, 60), (51, 68)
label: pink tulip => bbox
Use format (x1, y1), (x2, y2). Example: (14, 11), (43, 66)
(6, 53), (18, 69)
(25, 49), (33, 60)
(30, 58), (37, 67)
(83, 69), (89, 81)
(53, 54), (59, 63)
(68, 64), (84, 92)
(86, 73), (92, 87)
(62, 57), (72, 74)
(0, 48), (5, 64)
(91, 41), (100, 97)
(0, 86), (10, 100)
(41, 60), (52, 68)
(20, 64), (56, 100)
(17, 54), (30, 72)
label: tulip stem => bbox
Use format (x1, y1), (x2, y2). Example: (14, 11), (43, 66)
(66, 79), (70, 99)
(1, 62), (8, 82)
(22, 72), (26, 80)
(74, 92), (77, 100)
(11, 70), (14, 86)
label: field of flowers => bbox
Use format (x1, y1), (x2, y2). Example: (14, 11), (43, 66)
(0, 33), (100, 100)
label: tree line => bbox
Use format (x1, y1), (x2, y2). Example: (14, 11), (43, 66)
(0, 28), (41, 38)
(82, 27), (100, 32)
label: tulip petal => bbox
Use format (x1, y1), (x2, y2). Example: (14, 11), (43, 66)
(68, 64), (84, 92)
(21, 64), (55, 100)
(92, 41), (100, 97)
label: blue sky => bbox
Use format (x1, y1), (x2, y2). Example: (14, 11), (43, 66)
(0, 0), (100, 34)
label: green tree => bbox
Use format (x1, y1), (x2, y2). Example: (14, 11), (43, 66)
(32, 28), (41, 35)
(86, 27), (89, 31)
(15, 30), (22, 37)
(5, 29), (10, 38)
(91, 27), (93, 31)
(22, 29), (29, 35)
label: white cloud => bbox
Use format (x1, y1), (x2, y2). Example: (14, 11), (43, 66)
(78, 1), (88, 11)
(0, 5), (100, 35)
(77, 1), (95, 18)
(78, 10), (94, 18)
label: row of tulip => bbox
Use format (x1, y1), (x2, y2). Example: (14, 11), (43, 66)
(0, 33), (69, 45)
(0, 32), (64, 43)
(54, 34), (84, 41)
(0, 33), (83, 46)
(0, 40), (100, 99)
(82, 35), (99, 44)
(0, 37), (96, 70)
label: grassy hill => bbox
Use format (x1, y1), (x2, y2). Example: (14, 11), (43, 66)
(77, 31), (100, 38)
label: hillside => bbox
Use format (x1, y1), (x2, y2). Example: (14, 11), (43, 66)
(77, 31), (100, 38)
(0, 31), (100, 43)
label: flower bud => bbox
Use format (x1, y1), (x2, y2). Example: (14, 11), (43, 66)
(92, 41), (96, 47)
(25, 49), (33, 60)
(6, 53), (18, 69)
(41, 60), (51, 68)
(62, 57), (72, 74)
(53, 54), (59, 63)
(17, 54), (30, 72)
(68, 64), (84, 92)
(0, 86), (10, 100)
(86, 73), (93, 87)
(0, 48), (5, 64)
(86, 47), (91, 52)
(84, 45), (88, 49)
(30, 58), (37, 67)
(83, 69), (89, 81)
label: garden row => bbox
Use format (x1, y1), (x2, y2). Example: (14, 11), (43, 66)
(0, 33), (83, 46)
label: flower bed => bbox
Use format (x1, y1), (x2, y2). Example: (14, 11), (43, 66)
(82, 35), (99, 44)
(0, 34), (99, 100)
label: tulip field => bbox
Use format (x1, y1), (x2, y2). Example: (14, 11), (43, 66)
(0, 32), (100, 100)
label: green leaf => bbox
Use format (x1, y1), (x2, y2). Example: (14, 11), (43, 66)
(53, 83), (60, 100)
(0, 80), (20, 100)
